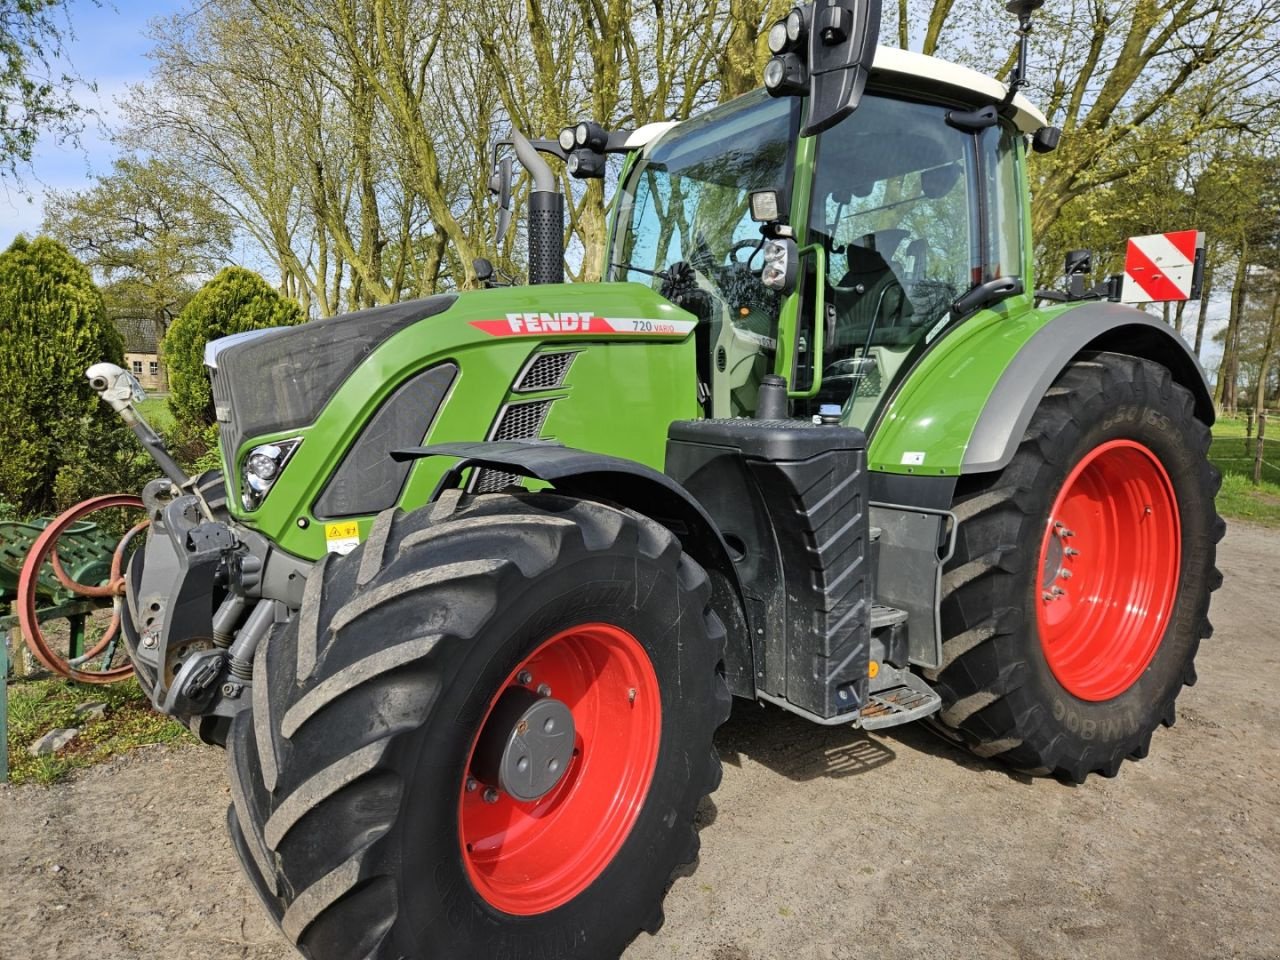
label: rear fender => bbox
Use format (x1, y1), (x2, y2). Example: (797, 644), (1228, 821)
(393, 441), (754, 696)
(867, 301), (1212, 478)
(962, 303), (1213, 473)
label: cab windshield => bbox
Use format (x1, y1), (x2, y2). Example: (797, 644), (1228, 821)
(610, 93), (799, 415)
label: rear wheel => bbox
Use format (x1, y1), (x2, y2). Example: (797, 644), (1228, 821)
(226, 492), (729, 959)
(930, 352), (1224, 781)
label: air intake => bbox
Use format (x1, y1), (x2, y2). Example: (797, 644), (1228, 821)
(473, 399), (555, 493)
(515, 351), (577, 392)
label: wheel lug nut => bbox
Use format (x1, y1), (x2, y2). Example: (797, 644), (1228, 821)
(627, 687), (637, 703)
(517, 671), (533, 685)
(536, 683), (552, 697)
(1065, 547), (1079, 557)
(465, 777), (479, 793)
(482, 787), (500, 804)
(1058, 569), (1072, 579)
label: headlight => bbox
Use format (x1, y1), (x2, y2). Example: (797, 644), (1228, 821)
(241, 438), (301, 511)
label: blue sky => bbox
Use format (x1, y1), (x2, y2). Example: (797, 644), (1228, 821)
(0, 0), (175, 247)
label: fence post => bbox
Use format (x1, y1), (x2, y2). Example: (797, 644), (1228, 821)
(1254, 413), (1267, 487)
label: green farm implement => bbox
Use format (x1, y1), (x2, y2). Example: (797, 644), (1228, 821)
(85, 2), (1221, 956)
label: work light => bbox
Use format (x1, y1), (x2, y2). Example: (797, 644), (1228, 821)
(764, 53), (807, 96)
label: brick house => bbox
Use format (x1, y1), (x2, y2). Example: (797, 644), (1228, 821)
(115, 317), (166, 392)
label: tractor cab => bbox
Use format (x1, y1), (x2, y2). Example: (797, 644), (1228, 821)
(606, 46), (1044, 427)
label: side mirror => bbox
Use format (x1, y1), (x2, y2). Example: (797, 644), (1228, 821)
(489, 156), (514, 244)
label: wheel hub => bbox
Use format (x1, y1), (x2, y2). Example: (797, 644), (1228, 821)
(472, 687), (576, 802)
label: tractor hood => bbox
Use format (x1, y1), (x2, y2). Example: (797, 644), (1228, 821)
(206, 282), (696, 469)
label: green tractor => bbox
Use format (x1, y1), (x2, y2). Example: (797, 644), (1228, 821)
(88, 1), (1221, 956)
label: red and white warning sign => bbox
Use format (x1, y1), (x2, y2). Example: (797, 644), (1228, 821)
(1121, 229), (1206, 303)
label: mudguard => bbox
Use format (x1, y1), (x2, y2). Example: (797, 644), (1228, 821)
(867, 301), (1213, 477)
(393, 440), (755, 695)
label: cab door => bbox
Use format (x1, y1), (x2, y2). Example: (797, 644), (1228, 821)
(782, 91), (1027, 432)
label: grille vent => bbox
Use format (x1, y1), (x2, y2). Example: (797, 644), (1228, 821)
(515, 351), (576, 392)
(473, 399), (555, 492)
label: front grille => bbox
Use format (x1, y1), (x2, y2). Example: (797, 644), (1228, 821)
(473, 399), (555, 492)
(515, 351), (576, 392)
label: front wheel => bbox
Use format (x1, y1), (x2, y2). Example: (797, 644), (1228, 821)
(931, 352), (1224, 781)
(226, 492), (729, 959)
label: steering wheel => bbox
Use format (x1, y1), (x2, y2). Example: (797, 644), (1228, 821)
(728, 238), (765, 265)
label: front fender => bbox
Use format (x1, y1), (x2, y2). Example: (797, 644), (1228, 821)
(867, 301), (1212, 477)
(394, 441), (755, 696)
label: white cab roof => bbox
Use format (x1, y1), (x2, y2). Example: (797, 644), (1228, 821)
(625, 46), (1050, 150)
(871, 45), (1048, 133)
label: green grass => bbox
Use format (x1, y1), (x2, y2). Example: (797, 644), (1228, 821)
(1214, 473), (1280, 529)
(1210, 415), (1280, 528)
(136, 395), (174, 433)
(4, 675), (192, 785)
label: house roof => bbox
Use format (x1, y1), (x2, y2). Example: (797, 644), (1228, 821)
(115, 317), (160, 355)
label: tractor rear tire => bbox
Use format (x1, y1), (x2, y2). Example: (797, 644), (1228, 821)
(225, 492), (730, 959)
(930, 352), (1224, 781)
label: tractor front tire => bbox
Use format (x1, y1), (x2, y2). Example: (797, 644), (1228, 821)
(931, 352), (1223, 781)
(225, 492), (730, 959)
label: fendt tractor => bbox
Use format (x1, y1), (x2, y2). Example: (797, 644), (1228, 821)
(83, 1), (1221, 956)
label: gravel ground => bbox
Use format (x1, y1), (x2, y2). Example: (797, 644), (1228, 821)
(2, 523), (1276, 960)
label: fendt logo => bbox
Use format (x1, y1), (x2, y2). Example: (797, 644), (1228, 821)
(469, 313), (697, 338)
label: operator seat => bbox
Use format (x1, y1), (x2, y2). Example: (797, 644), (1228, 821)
(828, 244), (913, 353)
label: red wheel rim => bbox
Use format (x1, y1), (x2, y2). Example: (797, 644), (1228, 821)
(459, 622), (661, 915)
(1036, 439), (1181, 701)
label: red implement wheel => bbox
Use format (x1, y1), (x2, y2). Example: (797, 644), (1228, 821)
(17, 494), (144, 684)
(933, 353), (1223, 781)
(226, 492), (730, 959)
(1036, 440), (1181, 701)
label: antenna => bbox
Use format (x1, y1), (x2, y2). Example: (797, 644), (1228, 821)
(1000, 0), (1044, 111)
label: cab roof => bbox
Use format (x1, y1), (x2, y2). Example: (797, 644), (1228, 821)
(623, 46), (1049, 151)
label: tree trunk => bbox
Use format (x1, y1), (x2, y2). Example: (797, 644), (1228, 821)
(1254, 289), (1280, 419)
(1214, 243), (1248, 412)
(1193, 259), (1214, 358)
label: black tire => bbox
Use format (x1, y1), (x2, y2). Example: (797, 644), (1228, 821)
(225, 491), (729, 959)
(929, 352), (1224, 782)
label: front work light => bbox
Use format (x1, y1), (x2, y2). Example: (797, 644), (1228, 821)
(764, 53), (807, 96)
(242, 437), (301, 510)
(760, 238), (798, 293)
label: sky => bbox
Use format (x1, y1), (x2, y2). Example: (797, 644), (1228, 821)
(0, 0), (174, 247)
(0, 0), (1227, 371)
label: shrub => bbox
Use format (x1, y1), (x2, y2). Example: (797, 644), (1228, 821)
(0, 236), (134, 515)
(165, 267), (304, 428)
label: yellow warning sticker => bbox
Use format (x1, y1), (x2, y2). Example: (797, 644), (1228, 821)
(324, 521), (361, 555)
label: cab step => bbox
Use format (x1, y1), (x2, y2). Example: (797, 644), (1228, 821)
(856, 670), (942, 730)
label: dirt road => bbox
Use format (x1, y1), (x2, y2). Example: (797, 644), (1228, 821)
(3, 524), (1277, 960)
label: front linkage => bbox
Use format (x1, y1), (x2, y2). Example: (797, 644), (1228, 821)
(89, 363), (310, 741)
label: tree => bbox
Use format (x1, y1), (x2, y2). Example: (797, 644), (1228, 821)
(1, 0), (94, 182)
(42, 156), (234, 338)
(165, 266), (304, 429)
(0, 235), (130, 514)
